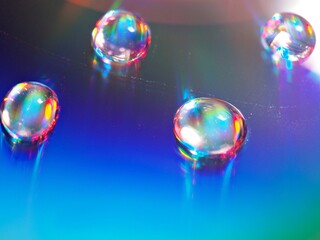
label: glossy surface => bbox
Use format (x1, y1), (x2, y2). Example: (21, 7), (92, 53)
(174, 98), (246, 162)
(1, 1), (320, 240)
(1, 82), (59, 143)
(92, 10), (151, 64)
(261, 12), (316, 63)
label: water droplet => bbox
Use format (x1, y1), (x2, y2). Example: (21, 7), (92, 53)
(1, 82), (59, 143)
(261, 13), (316, 63)
(92, 10), (151, 64)
(174, 98), (247, 162)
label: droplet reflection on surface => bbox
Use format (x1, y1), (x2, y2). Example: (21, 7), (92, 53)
(174, 98), (247, 163)
(92, 10), (151, 64)
(1, 82), (59, 144)
(261, 12), (316, 63)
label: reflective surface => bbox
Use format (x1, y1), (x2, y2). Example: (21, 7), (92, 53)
(261, 12), (316, 63)
(174, 98), (246, 162)
(92, 10), (151, 64)
(1, 82), (59, 143)
(1, 1), (320, 240)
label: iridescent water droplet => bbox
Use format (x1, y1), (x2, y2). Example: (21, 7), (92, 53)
(261, 12), (316, 63)
(174, 98), (247, 162)
(1, 82), (59, 143)
(92, 10), (151, 64)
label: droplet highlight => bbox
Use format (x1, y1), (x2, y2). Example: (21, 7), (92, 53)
(92, 10), (151, 64)
(174, 98), (247, 162)
(261, 12), (316, 63)
(1, 82), (60, 143)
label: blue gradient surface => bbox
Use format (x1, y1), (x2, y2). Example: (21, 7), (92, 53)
(1, 1), (320, 239)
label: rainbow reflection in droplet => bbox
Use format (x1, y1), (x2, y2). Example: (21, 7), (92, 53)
(92, 10), (151, 64)
(261, 12), (316, 63)
(174, 98), (247, 162)
(1, 82), (59, 143)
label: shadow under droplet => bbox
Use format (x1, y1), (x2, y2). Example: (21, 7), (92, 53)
(178, 143), (239, 201)
(261, 50), (297, 70)
(1, 128), (48, 162)
(176, 139), (237, 173)
(92, 53), (141, 80)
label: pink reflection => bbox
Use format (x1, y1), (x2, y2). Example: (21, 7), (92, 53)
(67, 0), (288, 25)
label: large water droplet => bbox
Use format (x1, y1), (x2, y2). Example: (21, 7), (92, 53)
(1, 82), (59, 143)
(174, 98), (247, 162)
(92, 10), (151, 64)
(261, 12), (316, 63)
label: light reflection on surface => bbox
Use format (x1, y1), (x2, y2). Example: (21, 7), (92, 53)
(220, 157), (236, 203)
(180, 150), (238, 207)
(1, 131), (48, 163)
(68, 0), (301, 25)
(289, 2), (320, 76)
(2, 1), (320, 239)
(92, 53), (141, 79)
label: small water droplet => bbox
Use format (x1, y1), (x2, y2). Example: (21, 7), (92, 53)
(92, 10), (151, 64)
(1, 82), (60, 143)
(261, 12), (316, 63)
(174, 98), (247, 162)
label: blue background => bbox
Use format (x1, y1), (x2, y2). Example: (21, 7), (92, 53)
(0, 1), (320, 239)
